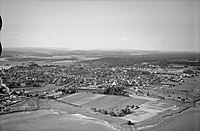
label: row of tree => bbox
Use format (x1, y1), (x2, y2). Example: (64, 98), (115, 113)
(57, 87), (77, 94)
(91, 105), (139, 117)
(103, 86), (129, 97)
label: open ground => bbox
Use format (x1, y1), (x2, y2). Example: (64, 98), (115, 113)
(59, 93), (176, 123)
(59, 93), (148, 110)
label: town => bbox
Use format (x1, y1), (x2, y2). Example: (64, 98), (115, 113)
(0, 57), (199, 105)
(0, 53), (200, 131)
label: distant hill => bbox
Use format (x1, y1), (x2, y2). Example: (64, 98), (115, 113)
(2, 47), (160, 57)
(2, 47), (199, 58)
(1, 50), (35, 57)
(3, 47), (72, 56)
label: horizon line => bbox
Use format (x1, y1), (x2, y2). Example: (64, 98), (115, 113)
(2, 46), (200, 53)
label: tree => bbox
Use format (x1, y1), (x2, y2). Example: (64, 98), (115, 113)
(91, 107), (97, 112)
(127, 121), (134, 125)
(117, 110), (125, 117)
(101, 109), (108, 115)
(109, 111), (116, 116)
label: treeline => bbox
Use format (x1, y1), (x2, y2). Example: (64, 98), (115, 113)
(91, 105), (139, 117)
(57, 87), (77, 94)
(102, 86), (129, 97)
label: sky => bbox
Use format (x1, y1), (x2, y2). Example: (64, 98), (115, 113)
(0, 0), (199, 51)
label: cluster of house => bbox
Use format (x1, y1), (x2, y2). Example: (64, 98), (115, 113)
(0, 61), (199, 106)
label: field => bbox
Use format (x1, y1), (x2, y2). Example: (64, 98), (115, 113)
(59, 93), (148, 111)
(141, 108), (200, 131)
(0, 59), (74, 68)
(12, 84), (63, 94)
(0, 110), (118, 131)
(58, 93), (177, 124)
(1, 98), (133, 131)
(122, 100), (176, 123)
(0, 60), (23, 67)
(175, 77), (200, 93)
(29, 84), (63, 92)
